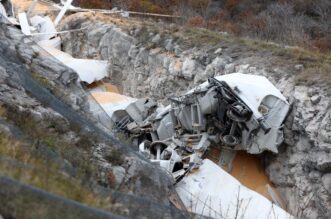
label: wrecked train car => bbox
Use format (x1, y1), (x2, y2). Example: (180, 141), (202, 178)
(110, 73), (290, 176)
(168, 73), (290, 154)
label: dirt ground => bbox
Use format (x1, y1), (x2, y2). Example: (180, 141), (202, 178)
(206, 147), (285, 207)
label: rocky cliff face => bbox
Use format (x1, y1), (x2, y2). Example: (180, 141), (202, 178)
(60, 13), (331, 218)
(0, 18), (183, 218)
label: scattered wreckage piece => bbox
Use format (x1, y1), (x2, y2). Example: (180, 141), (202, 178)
(39, 44), (109, 84)
(16, 0), (75, 40)
(53, 0), (73, 26)
(89, 91), (137, 129)
(110, 98), (158, 133)
(18, 12), (31, 35)
(30, 15), (57, 41)
(176, 159), (292, 218)
(11, 0), (110, 85)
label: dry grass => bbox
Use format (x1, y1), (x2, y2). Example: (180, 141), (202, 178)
(0, 105), (123, 212)
(296, 65), (331, 89)
(0, 82), (129, 215)
(0, 132), (101, 206)
(31, 71), (67, 99)
(149, 22), (331, 89)
(1, 100), (98, 182)
(104, 149), (124, 166)
(0, 103), (6, 118)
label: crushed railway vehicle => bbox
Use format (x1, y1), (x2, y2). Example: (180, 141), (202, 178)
(111, 73), (290, 161)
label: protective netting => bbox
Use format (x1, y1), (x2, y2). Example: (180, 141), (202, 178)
(0, 174), (199, 219)
(0, 15), (204, 219)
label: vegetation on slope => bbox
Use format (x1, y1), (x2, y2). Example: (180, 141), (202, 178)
(96, 12), (330, 91)
(0, 103), (104, 205)
(72, 0), (330, 53)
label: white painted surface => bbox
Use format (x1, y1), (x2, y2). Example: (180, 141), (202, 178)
(30, 15), (57, 41)
(98, 101), (137, 118)
(18, 12), (31, 35)
(89, 92), (137, 118)
(38, 37), (61, 49)
(54, 0), (73, 26)
(176, 159), (292, 219)
(39, 44), (109, 84)
(0, 3), (7, 17)
(6, 17), (19, 25)
(188, 73), (289, 118)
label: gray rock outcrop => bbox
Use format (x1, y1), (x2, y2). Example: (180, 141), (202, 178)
(0, 19), (178, 218)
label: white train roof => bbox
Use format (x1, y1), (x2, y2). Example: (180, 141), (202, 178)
(188, 73), (289, 118)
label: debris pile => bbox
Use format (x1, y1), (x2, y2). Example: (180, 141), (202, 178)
(111, 73), (290, 175)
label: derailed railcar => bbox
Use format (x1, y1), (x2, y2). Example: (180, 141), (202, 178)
(137, 73), (290, 155)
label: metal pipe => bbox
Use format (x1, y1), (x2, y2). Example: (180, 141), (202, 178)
(54, 0), (73, 27)
(156, 145), (161, 160)
(229, 122), (237, 135)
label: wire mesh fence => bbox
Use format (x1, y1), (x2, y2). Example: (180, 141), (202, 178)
(0, 15), (208, 219)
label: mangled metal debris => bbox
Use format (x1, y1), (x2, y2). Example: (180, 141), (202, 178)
(112, 73), (290, 163)
(89, 91), (137, 129)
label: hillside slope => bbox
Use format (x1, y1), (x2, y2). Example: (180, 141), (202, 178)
(0, 19), (190, 219)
